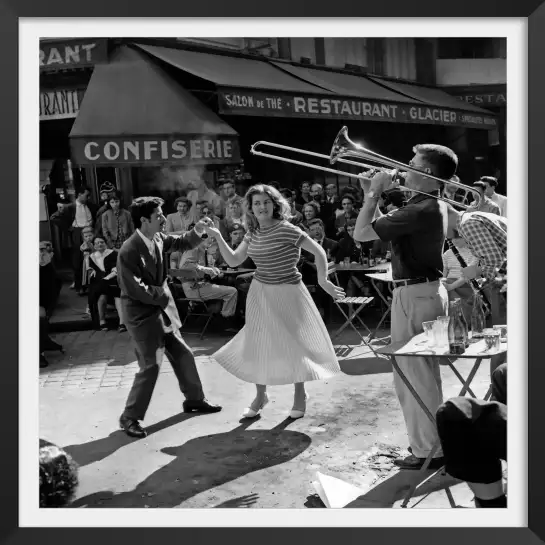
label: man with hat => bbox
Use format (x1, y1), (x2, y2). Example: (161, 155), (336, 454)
(468, 180), (501, 215)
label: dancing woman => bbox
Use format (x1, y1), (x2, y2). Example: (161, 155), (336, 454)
(203, 184), (345, 420)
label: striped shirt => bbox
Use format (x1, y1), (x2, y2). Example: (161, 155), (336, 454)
(442, 247), (478, 279)
(244, 220), (309, 285)
(456, 211), (507, 280)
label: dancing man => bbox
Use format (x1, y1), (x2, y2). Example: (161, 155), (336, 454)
(354, 144), (457, 470)
(203, 184), (345, 420)
(117, 197), (221, 439)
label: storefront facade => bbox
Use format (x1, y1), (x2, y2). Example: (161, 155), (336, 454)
(41, 37), (502, 257)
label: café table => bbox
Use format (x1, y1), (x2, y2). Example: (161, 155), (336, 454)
(376, 332), (508, 508)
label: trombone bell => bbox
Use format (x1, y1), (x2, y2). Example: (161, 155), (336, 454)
(329, 126), (352, 164)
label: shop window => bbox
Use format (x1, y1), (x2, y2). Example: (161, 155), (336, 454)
(437, 38), (507, 59)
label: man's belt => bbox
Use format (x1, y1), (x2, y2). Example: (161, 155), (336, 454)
(391, 277), (439, 287)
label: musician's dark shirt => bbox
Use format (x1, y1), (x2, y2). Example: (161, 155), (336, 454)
(372, 192), (446, 281)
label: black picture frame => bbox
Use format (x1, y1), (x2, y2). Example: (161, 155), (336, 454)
(3, 1), (541, 544)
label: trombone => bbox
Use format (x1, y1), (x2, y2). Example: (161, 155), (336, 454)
(250, 126), (481, 209)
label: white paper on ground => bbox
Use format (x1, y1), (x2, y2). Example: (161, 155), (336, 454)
(312, 471), (364, 508)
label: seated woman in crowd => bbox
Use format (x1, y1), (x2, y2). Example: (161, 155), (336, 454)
(87, 235), (126, 332)
(295, 181), (312, 206)
(101, 191), (134, 250)
(301, 201), (321, 232)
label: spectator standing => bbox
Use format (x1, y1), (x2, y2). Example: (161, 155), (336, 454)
(94, 182), (115, 236)
(39, 241), (63, 368)
(468, 182), (501, 215)
(66, 188), (96, 291)
(479, 176), (507, 217)
(187, 178), (223, 219)
(102, 191), (134, 249)
(165, 197), (194, 235)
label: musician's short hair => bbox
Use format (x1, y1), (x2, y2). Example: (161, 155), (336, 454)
(480, 176), (498, 188)
(413, 144), (458, 181)
(130, 196), (164, 229)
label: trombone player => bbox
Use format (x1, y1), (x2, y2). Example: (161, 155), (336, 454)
(354, 144), (458, 471)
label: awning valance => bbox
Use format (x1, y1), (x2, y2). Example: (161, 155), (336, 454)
(137, 43), (497, 130)
(69, 46), (240, 166)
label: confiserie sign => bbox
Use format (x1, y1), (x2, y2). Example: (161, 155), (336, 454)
(218, 88), (497, 129)
(70, 136), (241, 166)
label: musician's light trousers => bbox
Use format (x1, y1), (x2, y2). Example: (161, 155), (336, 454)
(391, 281), (449, 459)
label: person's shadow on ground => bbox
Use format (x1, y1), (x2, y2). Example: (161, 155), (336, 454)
(62, 412), (201, 467)
(71, 418), (311, 508)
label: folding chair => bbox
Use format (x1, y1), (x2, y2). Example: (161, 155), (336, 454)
(329, 265), (376, 353)
(168, 268), (223, 339)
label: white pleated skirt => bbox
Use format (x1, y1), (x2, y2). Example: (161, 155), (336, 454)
(213, 279), (342, 385)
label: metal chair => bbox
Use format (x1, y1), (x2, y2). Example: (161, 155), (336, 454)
(329, 265), (376, 353)
(168, 268), (223, 339)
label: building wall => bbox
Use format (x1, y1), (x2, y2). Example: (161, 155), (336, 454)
(436, 58), (506, 86)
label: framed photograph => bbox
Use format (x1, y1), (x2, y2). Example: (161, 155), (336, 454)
(5, 2), (542, 544)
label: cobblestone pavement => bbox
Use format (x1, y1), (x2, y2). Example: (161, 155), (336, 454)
(40, 330), (226, 392)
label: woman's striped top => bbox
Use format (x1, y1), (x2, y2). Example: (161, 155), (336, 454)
(244, 220), (309, 285)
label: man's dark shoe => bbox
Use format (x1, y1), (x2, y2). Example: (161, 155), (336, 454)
(119, 416), (147, 438)
(393, 454), (445, 470)
(183, 399), (223, 413)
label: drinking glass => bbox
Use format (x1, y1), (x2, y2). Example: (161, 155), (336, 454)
(483, 329), (501, 351)
(344, 257), (350, 267)
(493, 324), (507, 342)
(433, 320), (449, 350)
(422, 321), (436, 347)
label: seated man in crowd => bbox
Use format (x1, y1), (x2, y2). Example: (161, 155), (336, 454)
(219, 197), (246, 236)
(218, 179), (244, 219)
(325, 183), (340, 208)
(436, 363), (507, 508)
(174, 236), (239, 329)
(300, 218), (339, 321)
(39, 241), (63, 368)
(216, 223), (256, 316)
(280, 188), (304, 227)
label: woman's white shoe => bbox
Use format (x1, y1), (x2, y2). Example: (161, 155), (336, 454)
(289, 395), (309, 419)
(242, 396), (269, 418)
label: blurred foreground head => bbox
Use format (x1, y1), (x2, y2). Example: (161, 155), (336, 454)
(39, 443), (79, 507)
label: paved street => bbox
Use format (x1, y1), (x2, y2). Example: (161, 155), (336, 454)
(40, 328), (490, 509)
